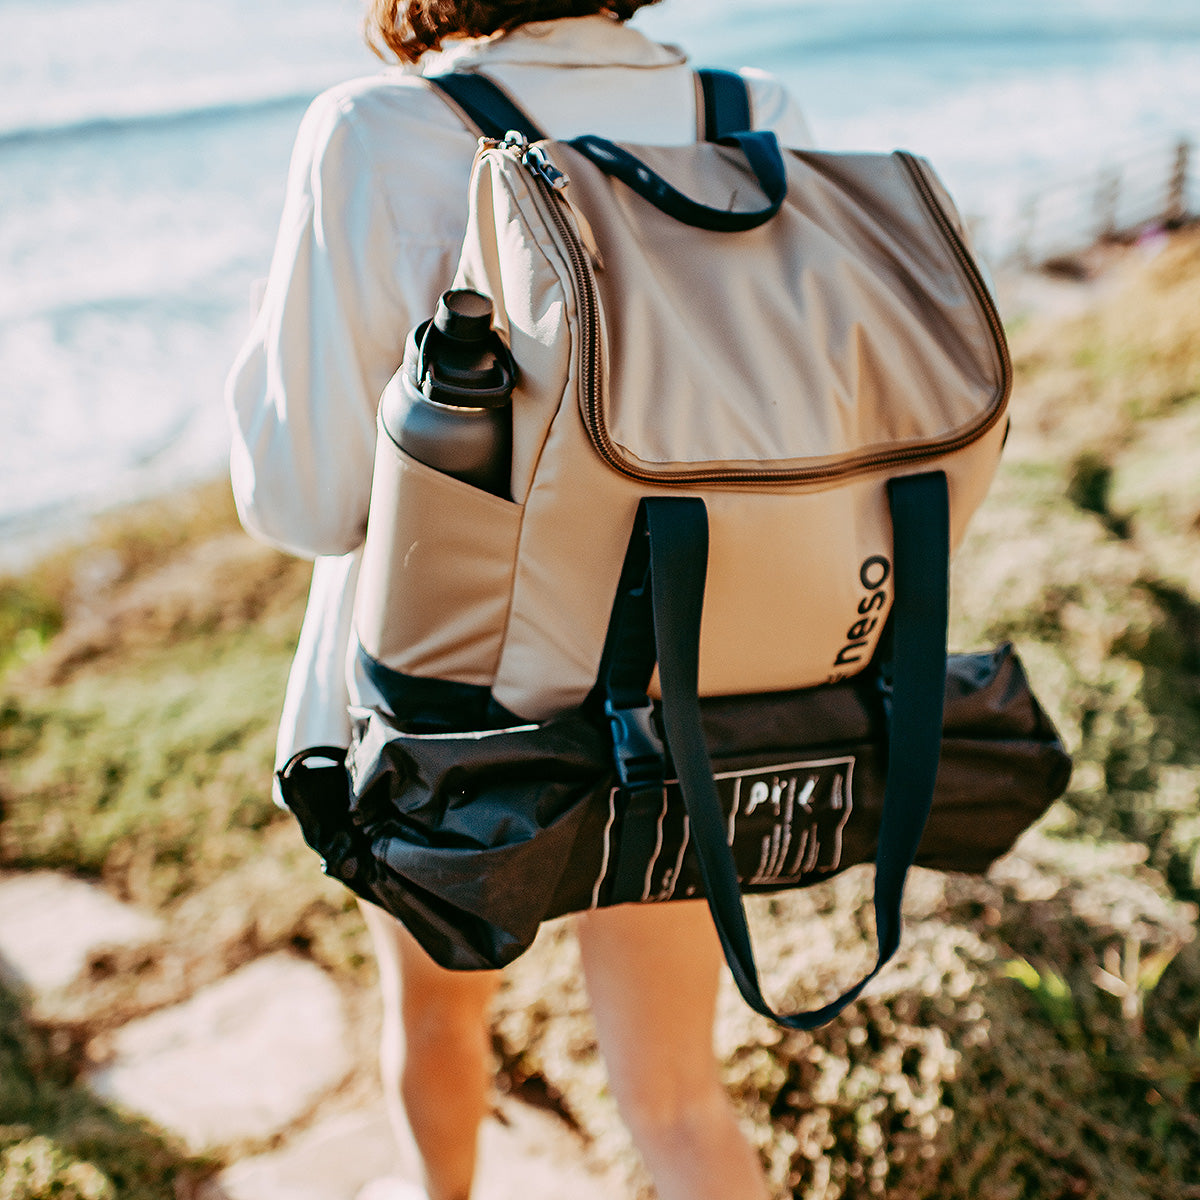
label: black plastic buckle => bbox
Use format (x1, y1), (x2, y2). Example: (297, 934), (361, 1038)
(605, 699), (666, 789)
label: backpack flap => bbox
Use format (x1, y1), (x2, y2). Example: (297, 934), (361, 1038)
(555, 138), (1009, 483)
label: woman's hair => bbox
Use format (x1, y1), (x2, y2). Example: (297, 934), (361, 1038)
(365, 1), (664, 63)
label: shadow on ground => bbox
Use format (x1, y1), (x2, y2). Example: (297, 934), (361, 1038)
(0, 976), (215, 1200)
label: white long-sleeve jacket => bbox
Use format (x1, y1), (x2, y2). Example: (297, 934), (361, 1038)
(225, 13), (811, 776)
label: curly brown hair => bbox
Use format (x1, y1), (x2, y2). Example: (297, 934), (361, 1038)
(365, 0), (664, 63)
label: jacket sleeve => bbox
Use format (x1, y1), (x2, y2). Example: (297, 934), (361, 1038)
(225, 90), (411, 559)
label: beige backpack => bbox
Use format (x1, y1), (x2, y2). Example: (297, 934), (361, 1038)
(292, 70), (1037, 1029)
(354, 72), (1009, 721)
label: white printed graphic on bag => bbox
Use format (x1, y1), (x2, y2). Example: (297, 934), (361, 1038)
(594, 755), (856, 905)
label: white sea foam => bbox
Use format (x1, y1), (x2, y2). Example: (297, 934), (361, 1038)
(0, 0), (371, 140)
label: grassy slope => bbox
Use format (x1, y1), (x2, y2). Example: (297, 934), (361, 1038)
(1, 234), (1199, 1199)
(0, 486), (365, 1199)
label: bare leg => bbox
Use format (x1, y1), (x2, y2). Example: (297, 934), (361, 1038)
(576, 900), (771, 1200)
(360, 901), (500, 1200)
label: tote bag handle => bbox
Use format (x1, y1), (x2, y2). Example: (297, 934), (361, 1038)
(611, 474), (948, 1029)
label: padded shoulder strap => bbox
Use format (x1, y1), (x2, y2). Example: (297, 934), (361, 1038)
(432, 68), (749, 144)
(697, 68), (753, 139)
(427, 72), (547, 142)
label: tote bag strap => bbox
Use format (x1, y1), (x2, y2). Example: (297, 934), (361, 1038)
(609, 474), (949, 1029)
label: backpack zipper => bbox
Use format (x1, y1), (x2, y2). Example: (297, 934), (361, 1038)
(895, 150), (1013, 400)
(498, 138), (1012, 487)
(497, 133), (609, 479)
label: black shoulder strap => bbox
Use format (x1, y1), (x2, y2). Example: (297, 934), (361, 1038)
(427, 72), (546, 142)
(697, 67), (753, 139)
(605, 473), (949, 1029)
(431, 68), (750, 144)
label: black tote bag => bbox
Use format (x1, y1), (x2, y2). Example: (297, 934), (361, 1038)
(280, 640), (1069, 976)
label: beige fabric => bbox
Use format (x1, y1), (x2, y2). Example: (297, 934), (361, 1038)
(355, 127), (1010, 720)
(571, 145), (1005, 477)
(354, 445), (523, 685)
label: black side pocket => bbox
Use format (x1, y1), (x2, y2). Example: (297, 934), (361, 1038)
(913, 643), (1073, 872)
(334, 709), (612, 970)
(277, 747), (375, 903)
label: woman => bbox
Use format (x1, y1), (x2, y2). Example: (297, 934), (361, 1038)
(227, 3), (811, 1198)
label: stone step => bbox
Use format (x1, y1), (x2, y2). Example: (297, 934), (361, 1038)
(199, 1109), (408, 1200)
(0, 871), (162, 1006)
(2, 870), (630, 1195)
(85, 953), (351, 1152)
(475, 1099), (626, 1200)
(201, 1096), (626, 1200)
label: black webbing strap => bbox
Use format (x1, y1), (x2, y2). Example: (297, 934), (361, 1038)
(432, 67), (750, 145)
(569, 131), (786, 232)
(624, 473), (948, 1028)
(568, 67), (782, 231)
(597, 515), (670, 903)
(427, 73), (546, 142)
(430, 67), (784, 232)
(697, 68), (753, 140)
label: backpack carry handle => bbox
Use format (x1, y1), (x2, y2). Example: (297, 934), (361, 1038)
(429, 68), (786, 232)
(568, 131), (788, 232)
(626, 474), (949, 1029)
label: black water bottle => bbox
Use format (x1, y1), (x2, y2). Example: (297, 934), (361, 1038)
(380, 288), (516, 498)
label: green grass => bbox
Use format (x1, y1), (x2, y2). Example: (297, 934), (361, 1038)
(2, 628), (291, 900)
(0, 492), (372, 1197)
(0, 980), (211, 1200)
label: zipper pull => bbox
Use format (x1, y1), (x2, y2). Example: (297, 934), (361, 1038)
(500, 137), (604, 270)
(523, 144), (567, 189)
(522, 146), (604, 270)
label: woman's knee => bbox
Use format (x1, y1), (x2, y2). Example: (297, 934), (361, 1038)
(609, 1068), (734, 1149)
(399, 951), (498, 1057)
(401, 976), (495, 1056)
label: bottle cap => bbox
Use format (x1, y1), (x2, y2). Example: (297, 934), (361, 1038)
(433, 289), (494, 343)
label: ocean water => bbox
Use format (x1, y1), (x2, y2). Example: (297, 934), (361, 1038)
(2, 0), (1199, 550)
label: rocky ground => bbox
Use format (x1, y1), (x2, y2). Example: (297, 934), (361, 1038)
(0, 867), (628, 1199)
